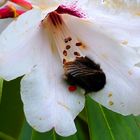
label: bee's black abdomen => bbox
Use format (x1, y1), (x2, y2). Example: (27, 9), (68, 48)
(64, 56), (106, 93)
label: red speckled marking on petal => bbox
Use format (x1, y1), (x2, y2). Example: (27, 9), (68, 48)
(56, 5), (86, 18)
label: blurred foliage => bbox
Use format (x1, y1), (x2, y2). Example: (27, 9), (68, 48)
(0, 78), (24, 140)
(0, 79), (140, 140)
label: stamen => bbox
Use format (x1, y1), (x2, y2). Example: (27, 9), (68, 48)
(64, 57), (106, 93)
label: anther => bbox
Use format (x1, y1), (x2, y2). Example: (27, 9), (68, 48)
(64, 56), (106, 93)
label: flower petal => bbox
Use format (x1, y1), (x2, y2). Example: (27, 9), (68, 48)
(102, 0), (140, 11)
(96, 16), (140, 48)
(30, 0), (63, 9)
(0, 8), (42, 80)
(87, 0), (140, 11)
(0, 8), (42, 52)
(30, 0), (88, 10)
(0, 18), (12, 33)
(21, 35), (85, 136)
(85, 0), (140, 48)
(64, 15), (140, 115)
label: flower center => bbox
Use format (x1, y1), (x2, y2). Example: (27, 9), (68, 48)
(42, 12), (106, 93)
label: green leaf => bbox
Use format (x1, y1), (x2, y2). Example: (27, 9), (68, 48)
(0, 78), (24, 139)
(134, 116), (140, 129)
(74, 117), (89, 140)
(19, 120), (32, 140)
(32, 130), (55, 140)
(0, 78), (3, 103)
(0, 132), (16, 140)
(86, 96), (140, 140)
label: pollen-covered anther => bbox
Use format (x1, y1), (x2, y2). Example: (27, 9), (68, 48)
(63, 56), (106, 93)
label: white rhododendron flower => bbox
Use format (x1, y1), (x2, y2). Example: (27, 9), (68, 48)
(0, 0), (140, 136)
